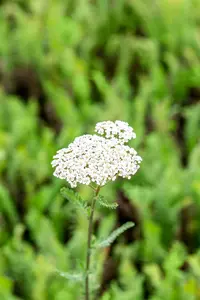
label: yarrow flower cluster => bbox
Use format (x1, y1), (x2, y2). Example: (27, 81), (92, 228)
(95, 120), (136, 144)
(52, 121), (142, 188)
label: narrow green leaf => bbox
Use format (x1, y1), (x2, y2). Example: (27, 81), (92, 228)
(0, 184), (18, 224)
(97, 195), (118, 209)
(60, 187), (88, 215)
(97, 222), (135, 248)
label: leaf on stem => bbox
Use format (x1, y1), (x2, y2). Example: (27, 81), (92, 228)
(97, 222), (135, 248)
(97, 195), (118, 209)
(60, 187), (88, 215)
(55, 269), (83, 282)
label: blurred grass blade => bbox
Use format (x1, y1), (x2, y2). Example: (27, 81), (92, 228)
(0, 184), (18, 224)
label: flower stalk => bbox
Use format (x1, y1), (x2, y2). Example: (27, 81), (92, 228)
(51, 121), (142, 298)
(85, 186), (100, 300)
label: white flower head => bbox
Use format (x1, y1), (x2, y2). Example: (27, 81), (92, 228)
(52, 121), (142, 188)
(95, 120), (136, 144)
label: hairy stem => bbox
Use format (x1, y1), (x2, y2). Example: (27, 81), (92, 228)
(85, 186), (100, 300)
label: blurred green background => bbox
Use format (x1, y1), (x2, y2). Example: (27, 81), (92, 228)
(0, 0), (200, 299)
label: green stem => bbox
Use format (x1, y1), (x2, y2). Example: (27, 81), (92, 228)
(85, 186), (100, 300)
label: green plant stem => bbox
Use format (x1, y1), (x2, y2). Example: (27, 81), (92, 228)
(85, 186), (100, 300)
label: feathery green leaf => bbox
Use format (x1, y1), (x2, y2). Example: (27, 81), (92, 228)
(60, 187), (88, 215)
(55, 269), (83, 282)
(97, 195), (118, 209)
(97, 222), (135, 248)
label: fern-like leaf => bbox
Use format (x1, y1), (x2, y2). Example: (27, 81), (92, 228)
(97, 222), (135, 248)
(97, 195), (118, 209)
(56, 269), (83, 282)
(60, 187), (88, 215)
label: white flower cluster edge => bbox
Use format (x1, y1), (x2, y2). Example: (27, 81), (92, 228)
(52, 121), (142, 188)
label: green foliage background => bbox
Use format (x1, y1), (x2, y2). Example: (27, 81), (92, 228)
(0, 0), (200, 299)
